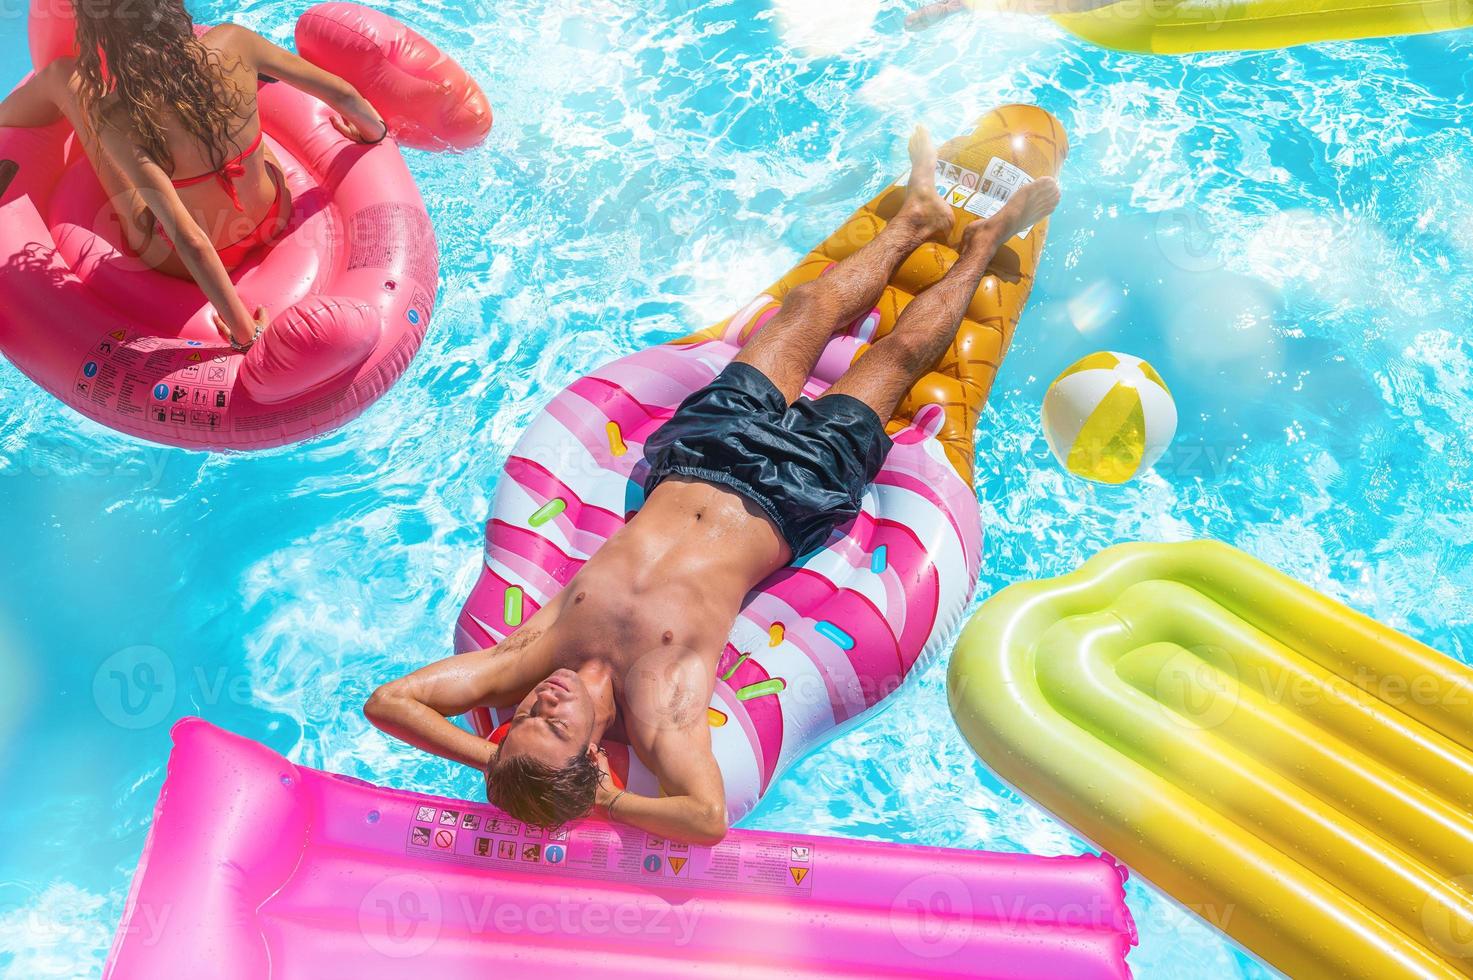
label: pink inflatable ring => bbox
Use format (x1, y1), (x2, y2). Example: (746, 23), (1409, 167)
(297, 2), (493, 152)
(0, 2), (440, 450)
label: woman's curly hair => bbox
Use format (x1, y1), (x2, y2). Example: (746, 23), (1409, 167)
(71, 0), (247, 175)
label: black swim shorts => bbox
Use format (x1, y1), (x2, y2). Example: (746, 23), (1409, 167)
(642, 361), (893, 557)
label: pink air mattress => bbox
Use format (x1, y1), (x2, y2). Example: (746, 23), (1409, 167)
(0, 0), (441, 449)
(103, 718), (1137, 979)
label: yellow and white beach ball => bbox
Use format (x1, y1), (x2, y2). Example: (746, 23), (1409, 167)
(1042, 351), (1177, 484)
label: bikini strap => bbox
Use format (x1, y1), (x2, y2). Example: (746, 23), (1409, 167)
(170, 129), (266, 212)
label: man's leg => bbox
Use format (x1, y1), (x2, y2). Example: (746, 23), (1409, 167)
(734, 127), (954, 403)
(822, 176), (1061, 421)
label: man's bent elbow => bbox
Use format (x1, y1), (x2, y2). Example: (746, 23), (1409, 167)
(691, 804), (729, 847)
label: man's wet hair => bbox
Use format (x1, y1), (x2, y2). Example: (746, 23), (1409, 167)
(486, 750), (601, 829)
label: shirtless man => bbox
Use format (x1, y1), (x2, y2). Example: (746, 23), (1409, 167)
(365, 127), (1060, 845)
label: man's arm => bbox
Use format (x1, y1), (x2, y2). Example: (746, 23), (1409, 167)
(364, 604), (558, 771)
(601, 707), (728, 847)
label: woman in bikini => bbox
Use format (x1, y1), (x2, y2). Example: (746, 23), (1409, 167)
(0, 0), (386, 351)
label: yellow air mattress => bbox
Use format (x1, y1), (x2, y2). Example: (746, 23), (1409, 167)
(929, 0), (1473, 53)
(1052, 0), (1473, 54)
(949, 540), (1473, 980)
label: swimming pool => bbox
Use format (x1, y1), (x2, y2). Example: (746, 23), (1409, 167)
(1, 1), (1469, 975)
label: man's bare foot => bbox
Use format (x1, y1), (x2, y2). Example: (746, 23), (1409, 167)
(962, 176), (1061, 249)
(899, 126), (954, 241)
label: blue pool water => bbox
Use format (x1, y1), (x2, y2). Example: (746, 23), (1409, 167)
(2, 1), (1470, 975)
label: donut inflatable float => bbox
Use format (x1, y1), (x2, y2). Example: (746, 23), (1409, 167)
(0, 1), (447, 450)
(297, 3), (492, 152)
(455, 105), (1069, 821)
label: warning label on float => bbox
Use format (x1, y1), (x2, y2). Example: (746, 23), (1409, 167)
(74, 329), (235, 431)
(962, 157), (1037, 238)
(403, 805), (817, 899)
(892, 156), (1039, 239)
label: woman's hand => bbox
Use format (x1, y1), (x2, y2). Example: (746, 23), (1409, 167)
(212, 305), (270, 351)
(332, 102), (389, 144)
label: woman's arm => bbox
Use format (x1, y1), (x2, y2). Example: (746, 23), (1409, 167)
(209, 25), (385, 142)
(98, 123), (263, 345)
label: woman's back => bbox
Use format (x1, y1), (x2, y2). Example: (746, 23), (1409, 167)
(88, 23), (279, 251)
(3, 0), (384, 349)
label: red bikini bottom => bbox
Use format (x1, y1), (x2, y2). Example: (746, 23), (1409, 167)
(138, 162), (288, 270)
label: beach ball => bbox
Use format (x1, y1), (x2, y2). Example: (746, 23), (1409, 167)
(1042, 351), (1177, 484)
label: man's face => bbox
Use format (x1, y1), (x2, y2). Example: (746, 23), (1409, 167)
(497, 668), (597, 766)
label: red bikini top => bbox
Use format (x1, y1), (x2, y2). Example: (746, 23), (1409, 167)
(169, 128), (264, 211)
